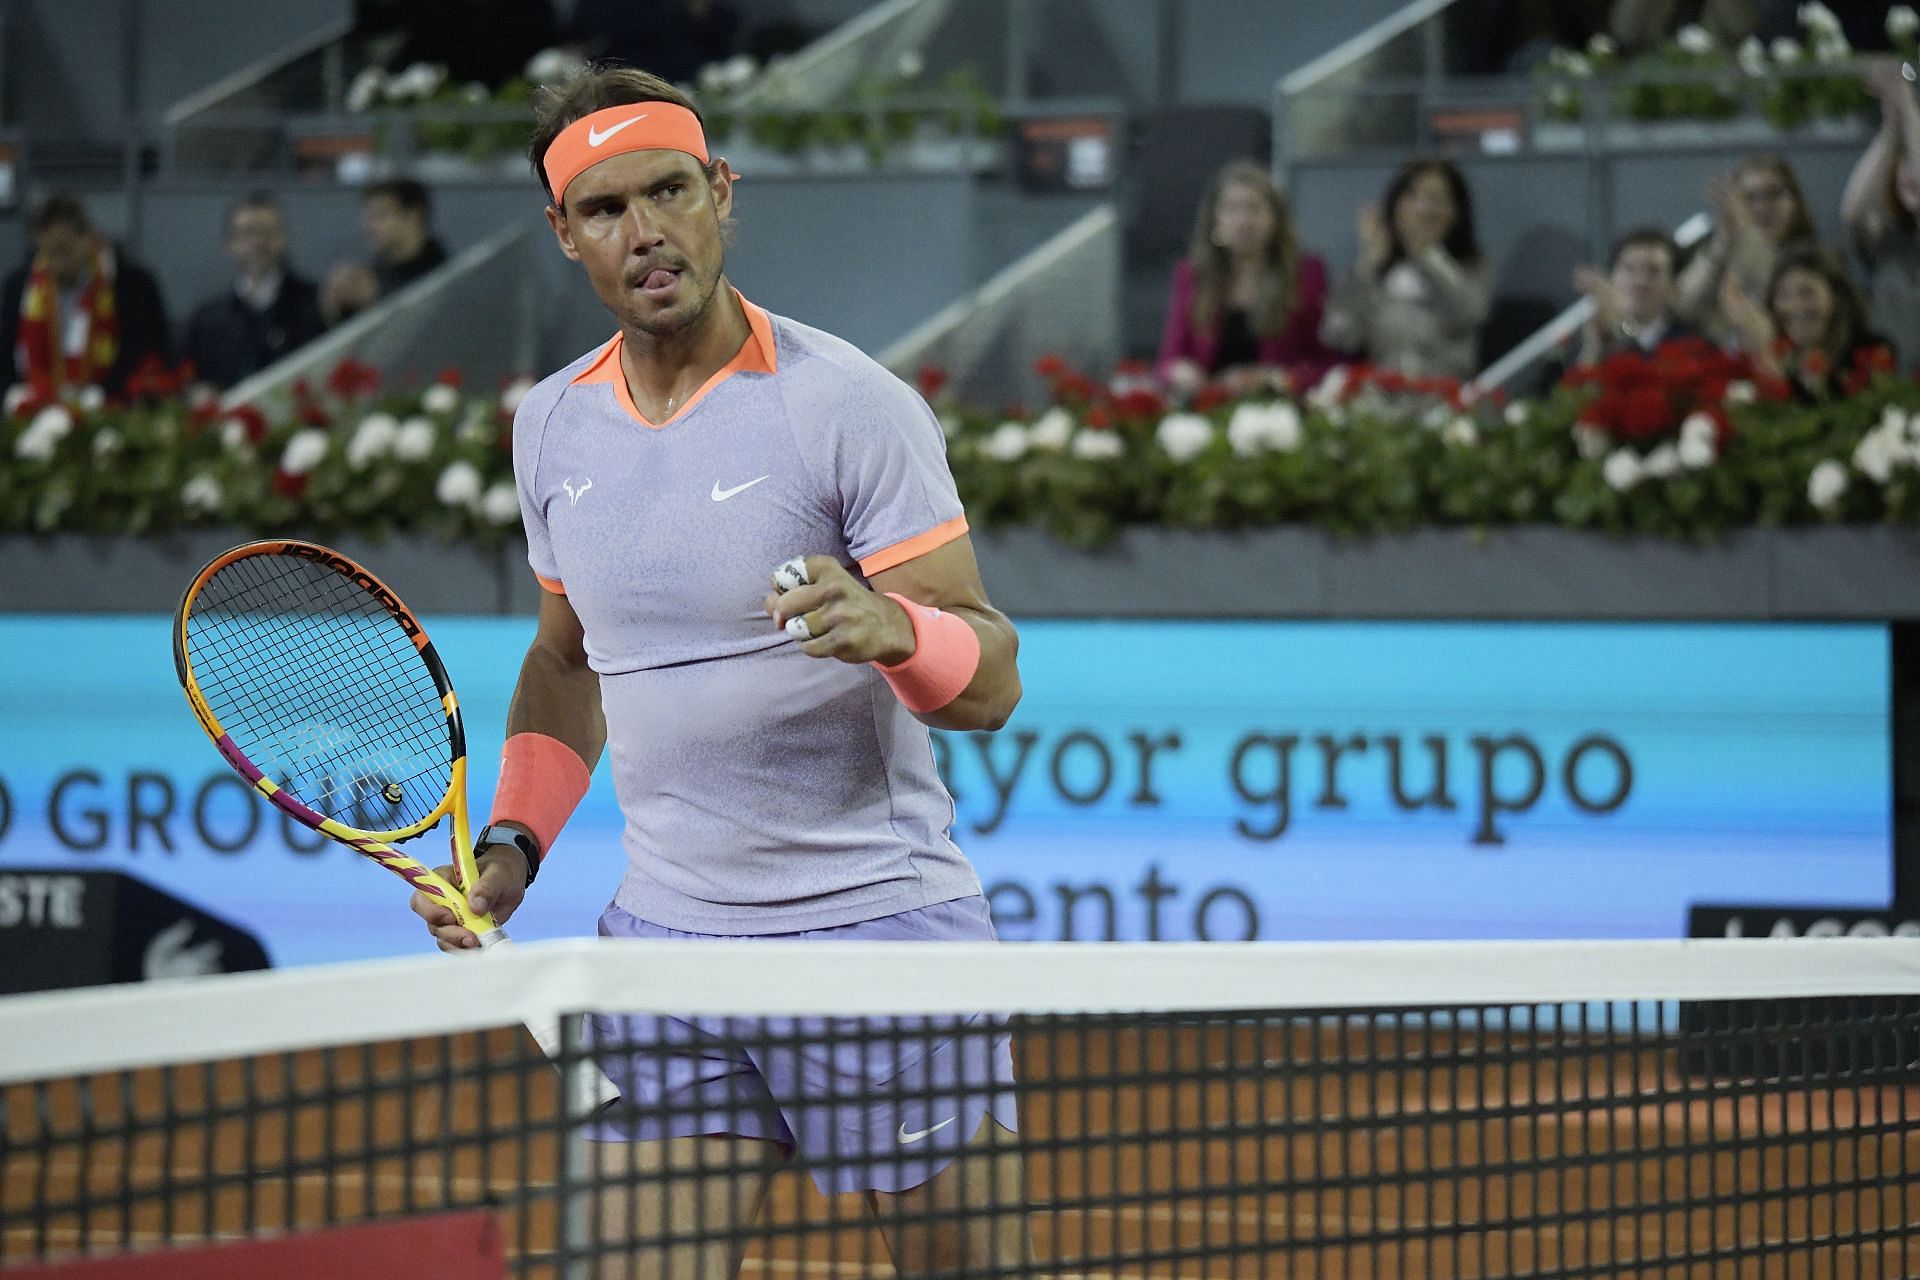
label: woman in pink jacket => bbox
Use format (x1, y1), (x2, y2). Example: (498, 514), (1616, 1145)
(1157, 160), (1341, 395)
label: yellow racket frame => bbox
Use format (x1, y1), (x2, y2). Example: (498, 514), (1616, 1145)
(173, 539), (493, 935)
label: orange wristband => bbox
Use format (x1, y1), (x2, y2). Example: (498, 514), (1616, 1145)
(875, 594), (981, 713)
(488, 732), (591, 860)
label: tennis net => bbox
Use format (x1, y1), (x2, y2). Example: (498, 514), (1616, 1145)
(3, 938), (1918, 1278)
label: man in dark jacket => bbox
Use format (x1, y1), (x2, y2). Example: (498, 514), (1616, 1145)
(183, 192), (326, 389)
(0, 192), (172, 396)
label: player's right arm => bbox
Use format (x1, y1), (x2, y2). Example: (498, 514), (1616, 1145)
(410, 587), (604, 950)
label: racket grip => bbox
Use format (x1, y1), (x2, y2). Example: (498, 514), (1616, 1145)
(476, 929), (622, 1114)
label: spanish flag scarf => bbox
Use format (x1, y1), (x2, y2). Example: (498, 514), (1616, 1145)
(16, 242), (118, 392)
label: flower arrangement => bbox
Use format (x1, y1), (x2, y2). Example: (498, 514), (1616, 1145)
(1537, 4), (1915, 128)
(342, 46), (1002, 169)
(7, 351), (1920, 546)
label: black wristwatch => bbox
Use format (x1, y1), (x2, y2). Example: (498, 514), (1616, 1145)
(475, 824), (541, 887)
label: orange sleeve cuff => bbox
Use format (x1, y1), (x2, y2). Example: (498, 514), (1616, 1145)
(535, 572), (566, 595)
(489, 732), (590, 859)
(857, 515), (968, 576)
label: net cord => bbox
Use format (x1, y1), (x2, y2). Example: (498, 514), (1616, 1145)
(5, 938), (1920, 1086)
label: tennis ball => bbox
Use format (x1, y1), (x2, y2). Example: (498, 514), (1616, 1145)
(773, 557), (810, 594)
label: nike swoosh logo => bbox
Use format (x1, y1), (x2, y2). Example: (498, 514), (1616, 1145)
(897, 1117), (956, 1145)
(587, 113), (648, 146)
(711, 475), (770, 502)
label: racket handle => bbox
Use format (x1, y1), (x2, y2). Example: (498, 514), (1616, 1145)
(476, 929), (623, 1114)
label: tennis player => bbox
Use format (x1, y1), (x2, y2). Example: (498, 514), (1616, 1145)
(408, 65), (1028, 1277)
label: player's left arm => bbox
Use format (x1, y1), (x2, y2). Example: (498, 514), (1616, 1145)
(765, 535), (1021, 732)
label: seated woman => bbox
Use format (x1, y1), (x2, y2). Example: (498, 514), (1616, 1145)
(1841, 57), (1920, 373)
(1320, 157), (1492, 381)
(1157, 161), (1338, 395)
(1676, 153), (1819, 348)
(1723, 246), (1893, 403)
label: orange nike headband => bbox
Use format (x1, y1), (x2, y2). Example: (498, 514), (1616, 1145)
(543, 103), (711, 205)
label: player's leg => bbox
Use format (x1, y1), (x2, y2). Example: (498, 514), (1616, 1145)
(865, 1115), (1032, 1276)
(587, 1134), (787, 1279)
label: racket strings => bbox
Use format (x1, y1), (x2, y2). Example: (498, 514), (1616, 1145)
(185, 553), (452, 832)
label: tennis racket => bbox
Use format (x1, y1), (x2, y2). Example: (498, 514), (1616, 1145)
(173, 537), (618, 1109)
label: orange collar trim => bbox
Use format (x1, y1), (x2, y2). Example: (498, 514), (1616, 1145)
(570, 289), (777, 429)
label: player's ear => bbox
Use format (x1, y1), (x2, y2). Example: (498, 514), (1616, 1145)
(544, 201), (581, 263)
(708, 159), (736, 220)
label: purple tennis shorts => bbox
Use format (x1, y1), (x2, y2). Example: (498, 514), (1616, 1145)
(585, 894), (1021, 1196)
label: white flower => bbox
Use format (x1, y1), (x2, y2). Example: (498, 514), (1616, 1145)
(457, 404), (492, 445)
(1559, 51), (1594, 77)
(1573, 423), (1610, 460)
(1808, 459), (1848, 509)
(347, 412), (398, 469)
(460, 81), (489, 104)
(1679, 433), (1716, 470)
(1504, 401), (1530, 427)
(500, 376), (536, 415)
(1602, 448), (1642, 491)
(1029, 407), (1075, 451)
(526, 47), (583, 87)
(345, 67), (385, 113)
(896, 49), (925, 79)
(92, 428), (121, 460)
(393, 416), (436, 461)
(1420, 403), (1452, 430)
(1070, 428), (1124, 460)
(180, 472), (224, 514)
(698, 62), (732, 94)
(1853, 429), (1897, 483)
(721, 53), (758, 90)
(435, 460), (483, 508)
(220, 419), (252, 452)
(1643, 442), (1681, 478)
(422, 383), (459, 414)
(1308, 366), (1350, 409)
(1441, 417), (1479, 448)
(1154, 412), (1214, 462)
(279, 428), (330, 476)
(1586, 33), (1617, 58)
(3, 383), (32, 415)
(1226, 401), (1303, 456)
(1892, 7), (1920, 40)
(1724, 380), (1757, 405)
(1771, 36), (1803, 63)
(1813, 28), (1852, 62)
(394, 62), (447, 101)
(1737, 36), (1768, 74)
(28, 404), (73, 443)
(480, 480), (520, 525)
(982, 422), (1029, 462)
(76, 386), (105, 413)
(937, 413), (961, 440)
(1798, 2), (1842, 35)
(1675, 23), (1714, 54)
(1880, 405), (1908, 440)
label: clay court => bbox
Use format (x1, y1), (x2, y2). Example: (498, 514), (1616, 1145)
(6, 1018), (1917, 1278)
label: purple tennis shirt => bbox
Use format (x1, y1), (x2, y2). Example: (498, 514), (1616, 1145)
(510, 291), (981, 933)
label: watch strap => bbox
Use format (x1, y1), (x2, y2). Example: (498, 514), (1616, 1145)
(474, 823), (540, 887)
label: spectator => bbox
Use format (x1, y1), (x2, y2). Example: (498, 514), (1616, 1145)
(1722, 246), (1892, 401)
(1320, 158), (1493, 380)
(1608, 0), (1758, 53)
(570, 0), (740, 86)
(0, 193), (171, 397)
(1157, 161), (1340, 396)
(1676, 154), (1818, 345)
(322, 179), (448, 324)
(1841, 56), (1920, 372)
(182, 193), (326, 390)
(1568, 227), (1702, 368)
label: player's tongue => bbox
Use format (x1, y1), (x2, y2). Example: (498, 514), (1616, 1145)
(641, 268), (678, 293)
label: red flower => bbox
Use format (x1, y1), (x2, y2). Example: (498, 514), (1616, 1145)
(271, 469), (309, 500)
(1190, 385), (1232, 413)
(1114, 388), (1166, 421)
(326, 358), (381, 400)
(1800, 348), (1830, 380)
(299, 403), (331, 428)
(226, 405), (270, 444)
(1855, 344), (1895, 375)
(1032, 353), (1070, 378)
(434, 367), (463, 389)
(1113, 357), (1152, 378)
(1618, 387), (1672, 438)
(1055, 371), (1100, 404)
(916, 364), (949, 400)
(1084, 403), (1115, 429)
